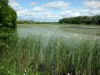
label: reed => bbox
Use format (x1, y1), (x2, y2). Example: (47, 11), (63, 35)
(0, 34), (100, 75)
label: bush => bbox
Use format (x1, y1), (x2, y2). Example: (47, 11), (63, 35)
(0, 0), (17, 55)
(0, 0), (17, 29)
(0, 67), (10, 75)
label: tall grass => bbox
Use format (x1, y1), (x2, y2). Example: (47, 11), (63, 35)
(0, 34), (100, 75)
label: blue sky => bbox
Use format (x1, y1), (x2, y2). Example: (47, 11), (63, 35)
(9, 0), (100, 22)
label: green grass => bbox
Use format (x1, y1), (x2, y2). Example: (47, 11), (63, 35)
(0, 34), (100, 75)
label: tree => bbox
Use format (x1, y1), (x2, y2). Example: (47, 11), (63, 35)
(0, 0), (8, 26)
(3, 6), (17, 28)
(59, 15), (100, 25)
(0, 0), (17, 55)
(0, 0), (17, 29)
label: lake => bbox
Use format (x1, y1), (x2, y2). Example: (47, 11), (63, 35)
(17, 24), (100, 40)
(17, 24), (82, 38)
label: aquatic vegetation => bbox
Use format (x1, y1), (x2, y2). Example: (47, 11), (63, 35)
(0, 34), (100, 75)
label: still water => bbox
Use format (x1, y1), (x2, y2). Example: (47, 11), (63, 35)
(17, 24), (80, 38)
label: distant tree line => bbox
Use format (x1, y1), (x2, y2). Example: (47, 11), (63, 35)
(17, 20), (57, 24)
(17, 20), (35, 24)
(0, 0), (17, 29)
(59, 15), (100, 25)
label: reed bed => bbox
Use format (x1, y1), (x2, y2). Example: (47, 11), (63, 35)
(0, 34), (100, 75)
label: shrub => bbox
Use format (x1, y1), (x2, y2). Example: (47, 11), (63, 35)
(0, 0), (17, 29)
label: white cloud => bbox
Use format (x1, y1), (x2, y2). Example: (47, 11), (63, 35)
(38, 12), (61, 19)
(9, 0), (100, 22)
(18, 11), (61, 22)
(9, 0), (20, 7)
(43, 1), (70, 10)
(33, 6), (44, 12)
(9, 0), (23, 11)
(79, 9), (89, 13)
(72, 12), (80, 17)
(83, 0), (100, 15)
(61, 10), (73, 15)
(30, 2), (37, 6)
(8, 0), (61, 21)
(9, 0), (37, 19)
(60, 10), (81, 17)
(85, 0), (100, 9)
(8, 0), (82, 22)
(17, 10), (36, 17)
(88, 9), (100, 15)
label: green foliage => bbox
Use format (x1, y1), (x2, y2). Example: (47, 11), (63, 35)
(3, 6), (17, 28)
(59, 15), (100, 25)
(17, 20), (57, 24)
(0, 35), (100, 75)
(0, 0), (8, 17)
(0, 0), (8, 26)
(17, 20), (34, 24)
(0, 27), (15, 55)
(0, 0), (17, 54)
(0, 67), (10, 75)
(0, 0), (17, 29)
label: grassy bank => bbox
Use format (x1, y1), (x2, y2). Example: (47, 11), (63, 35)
(0, 34), (100, 75)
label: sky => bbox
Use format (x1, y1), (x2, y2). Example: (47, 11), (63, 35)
(9, 0), (100, 22)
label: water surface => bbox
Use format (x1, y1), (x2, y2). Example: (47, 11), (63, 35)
(17, 24), (81, 38)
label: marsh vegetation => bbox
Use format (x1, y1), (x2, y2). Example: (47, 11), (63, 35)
(0, 24), (100, 75)
(0, 0), (100, 75)
(0, 33), (100, 75)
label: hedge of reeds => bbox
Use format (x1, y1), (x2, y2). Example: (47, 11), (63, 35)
(0, 34), (100, 75)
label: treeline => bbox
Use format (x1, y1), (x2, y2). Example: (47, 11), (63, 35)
(17, 20), (57, 24)
(59, 15), (100, 25)
(17, 20), (34, 24)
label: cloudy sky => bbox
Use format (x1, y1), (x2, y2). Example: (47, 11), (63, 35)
(9, 0), (100, 22)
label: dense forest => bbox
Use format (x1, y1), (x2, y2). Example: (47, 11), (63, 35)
(59, 15), (100, 25)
